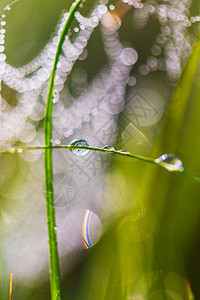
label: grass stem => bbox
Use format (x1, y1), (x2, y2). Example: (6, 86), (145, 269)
(44, 0), (83, 299)
(1, 145), (200, 183)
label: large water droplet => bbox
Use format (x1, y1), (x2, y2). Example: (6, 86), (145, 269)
(82, 210), (102, 249)
(102, 145), (115, 151)
(68, 139), (89, 156)
(154, 154), (184, 172)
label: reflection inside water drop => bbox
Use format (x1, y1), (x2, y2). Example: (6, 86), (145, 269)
(82, 210), (102, 249)
(68, 139), (89, 156)
(155, 154), (184, 172)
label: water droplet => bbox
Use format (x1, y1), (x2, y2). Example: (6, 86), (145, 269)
(82, 210), (102, 249)
(68, 139), (89, 156)
(154, 154), (184, 172)
(7, 147), (16, 154)
(74, 27), (79, 33)
(0, 54), (6, 61)
(109, 5), (115, 10)
(117, 150), (130, 154)
(0, 21), (6, 26)
(55, 139), (61, 145)
(0, 45), (5, 52)
(102, 145), (115, 151)
(17, 148), (23, 153)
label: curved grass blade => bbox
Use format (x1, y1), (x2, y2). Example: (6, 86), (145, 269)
(44, 0), (83, 299)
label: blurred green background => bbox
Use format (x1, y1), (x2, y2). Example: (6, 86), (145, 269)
(1, 0), (200, 299)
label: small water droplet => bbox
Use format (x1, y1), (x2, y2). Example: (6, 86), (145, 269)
(74, 27), (79, 33)
(0, 21), (6, 26)
(109, 5), (115, 10)
(117, 150), (130, 154)
(0, 54), (6, 61)
(68, 139), (89, 156)
(155, 154), (184, 172)
(82, 210), (102, 249)
(55, 139), (61, 145)
(17, 148), (23, 153)
(7, 147), (16, 154)
(102, 145), (115, 151)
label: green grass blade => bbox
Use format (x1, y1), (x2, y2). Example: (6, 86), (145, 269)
(156, 36), (200, 153)
(1, 145), (200, 182)
(44, 1), (83, 299)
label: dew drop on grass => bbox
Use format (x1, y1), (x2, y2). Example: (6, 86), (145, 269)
(74, 27), (79, 33)
(7, 147), (16, 154)
(102, 145), (115, 150)
(17, 148), (23, 153)
(109, 5), (115, 10)
(117, 150), (130, 154)
(82, 210), (102, 249)
(154, 154), (184, 172)
(68, 139), (89, 156)
(54, 139), (61, 145)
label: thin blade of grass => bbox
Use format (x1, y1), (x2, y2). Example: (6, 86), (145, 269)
(44, 1), (83, 299)
(156, 36), (200, 153)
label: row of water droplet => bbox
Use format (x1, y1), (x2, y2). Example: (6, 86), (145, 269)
(68, 139), (184, 172)
(3, 138), (184, 173)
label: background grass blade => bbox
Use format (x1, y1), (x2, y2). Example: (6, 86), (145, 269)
(44, 1), (83, 299)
